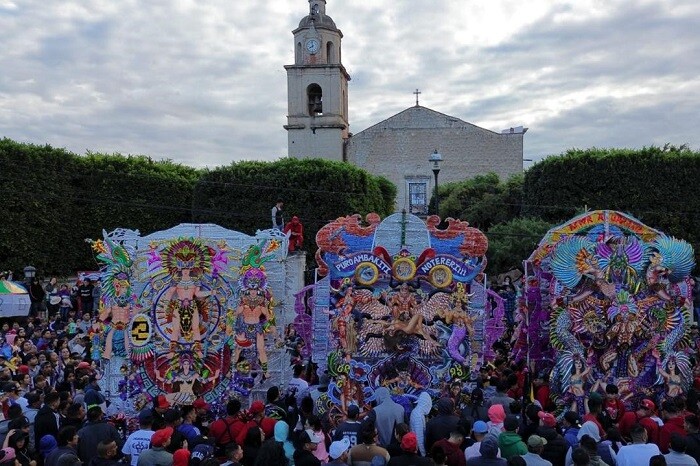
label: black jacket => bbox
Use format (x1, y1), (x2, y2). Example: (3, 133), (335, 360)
(537, 426), (568, 466)
(77, 420), (123, 463)
(293, 450), (322, 466)
(35, 405), (60, 448)
(425, 398), (460, 452)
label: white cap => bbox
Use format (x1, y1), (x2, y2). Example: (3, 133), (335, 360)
(329, 438), (351, 459)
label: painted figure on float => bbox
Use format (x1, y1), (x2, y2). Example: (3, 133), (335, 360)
(308, 213), (495, 421)
(89, 225), (291, 413)
(520, 211), (695, 413)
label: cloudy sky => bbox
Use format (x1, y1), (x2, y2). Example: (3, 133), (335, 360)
(1, 0), (699, 168)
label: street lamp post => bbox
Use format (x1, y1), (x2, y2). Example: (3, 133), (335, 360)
(429, 150), (443, 215)
(23, 266), (36, 284)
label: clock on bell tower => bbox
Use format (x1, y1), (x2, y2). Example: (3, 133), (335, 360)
(284, 0), (350, 161)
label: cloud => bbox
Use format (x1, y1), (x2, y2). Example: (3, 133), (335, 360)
(1, 0), (699, 167)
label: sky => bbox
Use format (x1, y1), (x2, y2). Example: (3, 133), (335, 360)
(1, 0), (699, 168)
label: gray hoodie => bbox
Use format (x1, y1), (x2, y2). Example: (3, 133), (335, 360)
(409, 392), (433, 456)
(371, 387), (405, 447)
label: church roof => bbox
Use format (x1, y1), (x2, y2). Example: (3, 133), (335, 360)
(297, 13), (338, 32)
(351, 105), (502, 137)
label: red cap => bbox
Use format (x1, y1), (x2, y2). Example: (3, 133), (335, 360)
(250, 400), (265, 415)
(538, 411), (557, 428)
(401, 432), (418, 452)
(77, 361), (92, 370)
(641, 399), (655, 411)
(151, 427), (173, 447)
(193, 398), (209, 410)
(18, 365), (30, 375)
(155, 395), (171, 410)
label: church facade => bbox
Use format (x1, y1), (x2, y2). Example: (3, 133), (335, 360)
(285, 1), (526, 213)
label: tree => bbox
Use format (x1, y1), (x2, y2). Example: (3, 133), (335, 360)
(486, 218), (555, 274)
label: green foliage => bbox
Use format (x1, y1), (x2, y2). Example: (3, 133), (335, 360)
(191, 158), (396, 263)
(0, 138), (199, 277)
(439, 173), (523, 231)
(486, 217), (555, 274)
(522, 145), (700, 249)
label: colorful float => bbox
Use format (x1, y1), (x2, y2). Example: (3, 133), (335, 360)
(89, 224), (305, 413)
(303, 212), (497, 418)
(519, 210), (695, 412)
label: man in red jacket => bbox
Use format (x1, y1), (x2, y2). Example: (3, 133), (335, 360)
(659, 400), (687, 453)
(618, 399), (660, 444)
(432, 431), (467, 466)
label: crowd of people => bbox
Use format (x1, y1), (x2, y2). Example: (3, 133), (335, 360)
(3, 275), (700, 466)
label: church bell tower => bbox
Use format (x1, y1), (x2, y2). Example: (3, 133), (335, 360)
(284, 0), (350, 161)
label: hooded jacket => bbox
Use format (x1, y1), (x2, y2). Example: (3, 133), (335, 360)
(564, 422), (615, 466)
(372, 387), (405, 447)
(273, 421), (295, 466)
(409, 392), (433, 456)
(487, 405), (506, 440)
(659, 416), (687, 453)
(425, 398), (459, 452)
(498, 431), (527, 460)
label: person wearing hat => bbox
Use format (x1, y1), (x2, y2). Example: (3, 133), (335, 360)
(122, 410), (155, 466)
(192, 399), (210, 436)
(333, 405), (363, 447)
(76, 405), (123, 463)
(328, 438), (351, 465)
(465, 420), (500, 461)
(348, 424), (390, 465)
(425, 398), (460, 454)
(465, 436), (507, 466)
(172, 449), (190, 466)
(293, 428), (324, 466)
(0, 447), (18, 466)
(618, 399), (660, 445)
(177, 405), (202, 444)
(498, 415), (527, 460)
(234, 401), (275, 446)
(139, 395), (171, 431)
(660, 400), (688, 454)
(385, 431), (433, 466)
(536, 412), (567, 466)
(562, 412), (581, 449)
(137, 427), (174, 466)
(6, 429), (33, 466)
(522, 435), (552, 466)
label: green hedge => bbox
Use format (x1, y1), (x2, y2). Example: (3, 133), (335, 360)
(522, 146), (700, 249)
(0, 139), (199, 276)
(191, 157), (396, 255)
(0, 139), (395, 278)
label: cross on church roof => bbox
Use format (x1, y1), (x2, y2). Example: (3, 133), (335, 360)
(413, 89), (421, 107)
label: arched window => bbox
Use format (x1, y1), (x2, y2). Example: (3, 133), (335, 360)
(326, 41), (335, 63)
(296, 42), (302, 64)
(307, 84), (323, 115)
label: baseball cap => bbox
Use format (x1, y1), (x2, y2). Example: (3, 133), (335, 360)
(528, 435), (548, 448)
(538, 411), (557, 428)
(155, 395), (171, 409)
(329, 438), (351, 459)
(640, 399), (656, 411)
(76, 361), (92, 370)
(472, 420), (488, 434)
(300, 429), (324, 445)
(151, 427), (174, 447)
(401, 432), (418, 452)
(250, 400), (265, 415)
(193, 399), (210, 410)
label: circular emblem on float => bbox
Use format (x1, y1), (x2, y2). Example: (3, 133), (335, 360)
(392, 258), (416, 281)
(129, 314), (152, 347)
(429, 265), (453, 288)
(355, 262), (379, 286)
